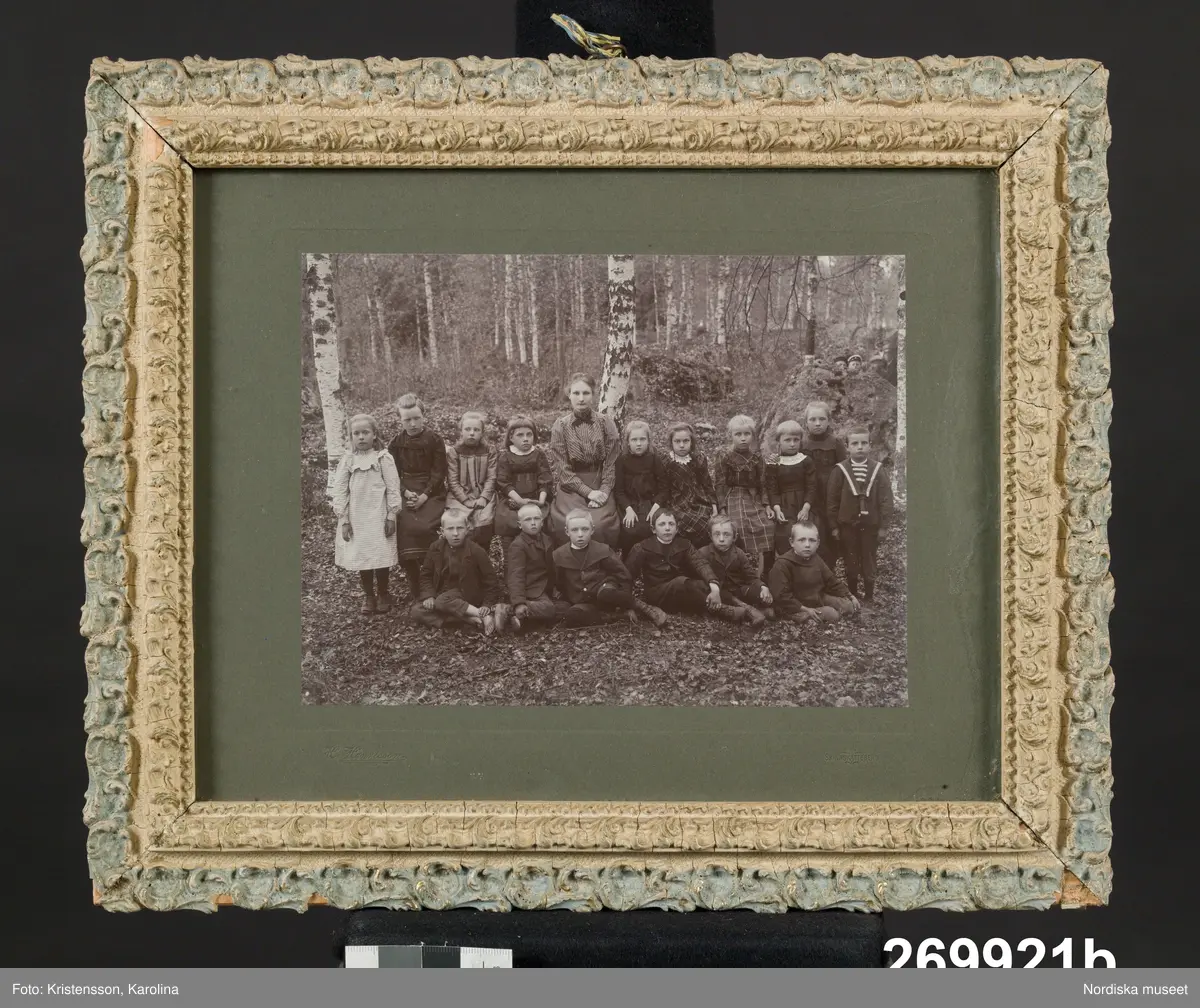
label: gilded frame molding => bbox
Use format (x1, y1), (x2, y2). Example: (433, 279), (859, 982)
(81, 53), (1113, 912)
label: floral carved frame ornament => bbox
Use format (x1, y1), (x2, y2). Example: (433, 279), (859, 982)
(81, 53), (1112, 913)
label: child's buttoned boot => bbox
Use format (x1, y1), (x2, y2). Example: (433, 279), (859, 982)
(632, 599), (668, 627)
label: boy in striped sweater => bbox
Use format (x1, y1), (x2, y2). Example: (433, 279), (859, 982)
(826, 426), (893, 601)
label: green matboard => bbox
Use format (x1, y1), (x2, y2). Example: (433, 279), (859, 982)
(193, 168), (1000, 802)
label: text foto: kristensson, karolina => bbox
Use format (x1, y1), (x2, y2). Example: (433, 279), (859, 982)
(1084, 986), (1189, 996)
(13, 984), (181, 996)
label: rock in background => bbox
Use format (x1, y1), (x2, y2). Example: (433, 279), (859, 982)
(759, 361), (903, 500)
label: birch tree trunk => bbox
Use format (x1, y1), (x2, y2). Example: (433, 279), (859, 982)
(575, 256), (585, 342)
(306, 253), (349, 498)
(663, 256), (677, 347)
(553, 256), (565, 376)
(410, 257), (424, 361)
(868, 257), (881, 329)
(436, 258), (457, 364)
(783, 258), (801, 331)
(819, 255), (834, 329)
(700, 258), (710, 340)
(503, 254), (516, 361)
(598, 254), (635, 424)
(364, 256), (380, 370)
(491, 257), (502, 348)
(651, 260), (661, 343)
(893, 261), (907, 507)
(525, 256), (540, 367)
(714, 256), (730, 346)
(680, 258), (692, 340)
(421, 256), (440, 366)
(514, 255), (528, 364)
(801, 258), (819, 355)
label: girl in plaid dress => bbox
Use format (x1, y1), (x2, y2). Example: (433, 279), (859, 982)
(444, 411), (498, 548)
(661, 422), (718, 548)
(713, 414), (774, 572)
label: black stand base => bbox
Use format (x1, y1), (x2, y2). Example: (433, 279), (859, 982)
(342, 909), (885, 967)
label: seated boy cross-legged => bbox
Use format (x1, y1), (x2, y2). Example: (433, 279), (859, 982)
(767, 520), (859, 625)
(410, 510), (510, 635)
(695, 514), (771, 628)
(505, 503), (563, 632)
(551, 509), (641, 628)
(626, 509), (747, 624)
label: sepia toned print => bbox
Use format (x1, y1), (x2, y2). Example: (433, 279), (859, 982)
(302, 253), (907, 707)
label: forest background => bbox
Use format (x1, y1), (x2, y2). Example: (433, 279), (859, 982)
(300, 253), (908, 708)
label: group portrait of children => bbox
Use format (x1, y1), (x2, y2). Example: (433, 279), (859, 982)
(330, 372), (896, 639)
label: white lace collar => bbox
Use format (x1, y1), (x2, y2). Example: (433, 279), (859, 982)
(777, 452), (808, 466)
(348, 449), (384, 471)
(669, 451), (692, 465)
(508, 445), (535, 456)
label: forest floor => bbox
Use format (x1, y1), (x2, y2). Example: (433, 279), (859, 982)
(301, 398), (908, 708)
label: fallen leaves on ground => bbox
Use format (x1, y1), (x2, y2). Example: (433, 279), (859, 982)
(301, 518), (908, 708)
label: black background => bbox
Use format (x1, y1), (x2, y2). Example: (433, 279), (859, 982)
(4, 0), (1194, 967)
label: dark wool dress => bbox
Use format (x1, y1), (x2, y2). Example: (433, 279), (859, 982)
(547, 410), (622, 547)
(714, 447), (773, 553)
(614, 450), (665, 554)
(801, 432), (847, 562)
(766, 453), (817, 555)
(495, 445), (554, 540)
(662, 453), (717, 547)
(387, 427), (448, 564)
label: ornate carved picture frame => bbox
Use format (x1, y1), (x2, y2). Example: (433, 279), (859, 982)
(81, 53), (1112, 912)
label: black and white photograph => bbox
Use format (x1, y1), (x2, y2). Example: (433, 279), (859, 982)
(301, 253), (907, 707)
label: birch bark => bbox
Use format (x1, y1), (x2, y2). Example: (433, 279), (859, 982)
(491, 257), (502, 348)
(893, 260), (907, 507)
(714, 256), (730, 346)
(525, 256), (539, 367)
(421, 256), (439, 366)
(306, 253), (349, 498)
(503, 254), (516, 361)
(598, 254), (635, 424)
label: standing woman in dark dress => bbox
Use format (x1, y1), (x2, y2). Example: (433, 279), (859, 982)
(387, 393), (448, 599)
(661, 422), (718, 548)
(547, 373), (621, 547)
